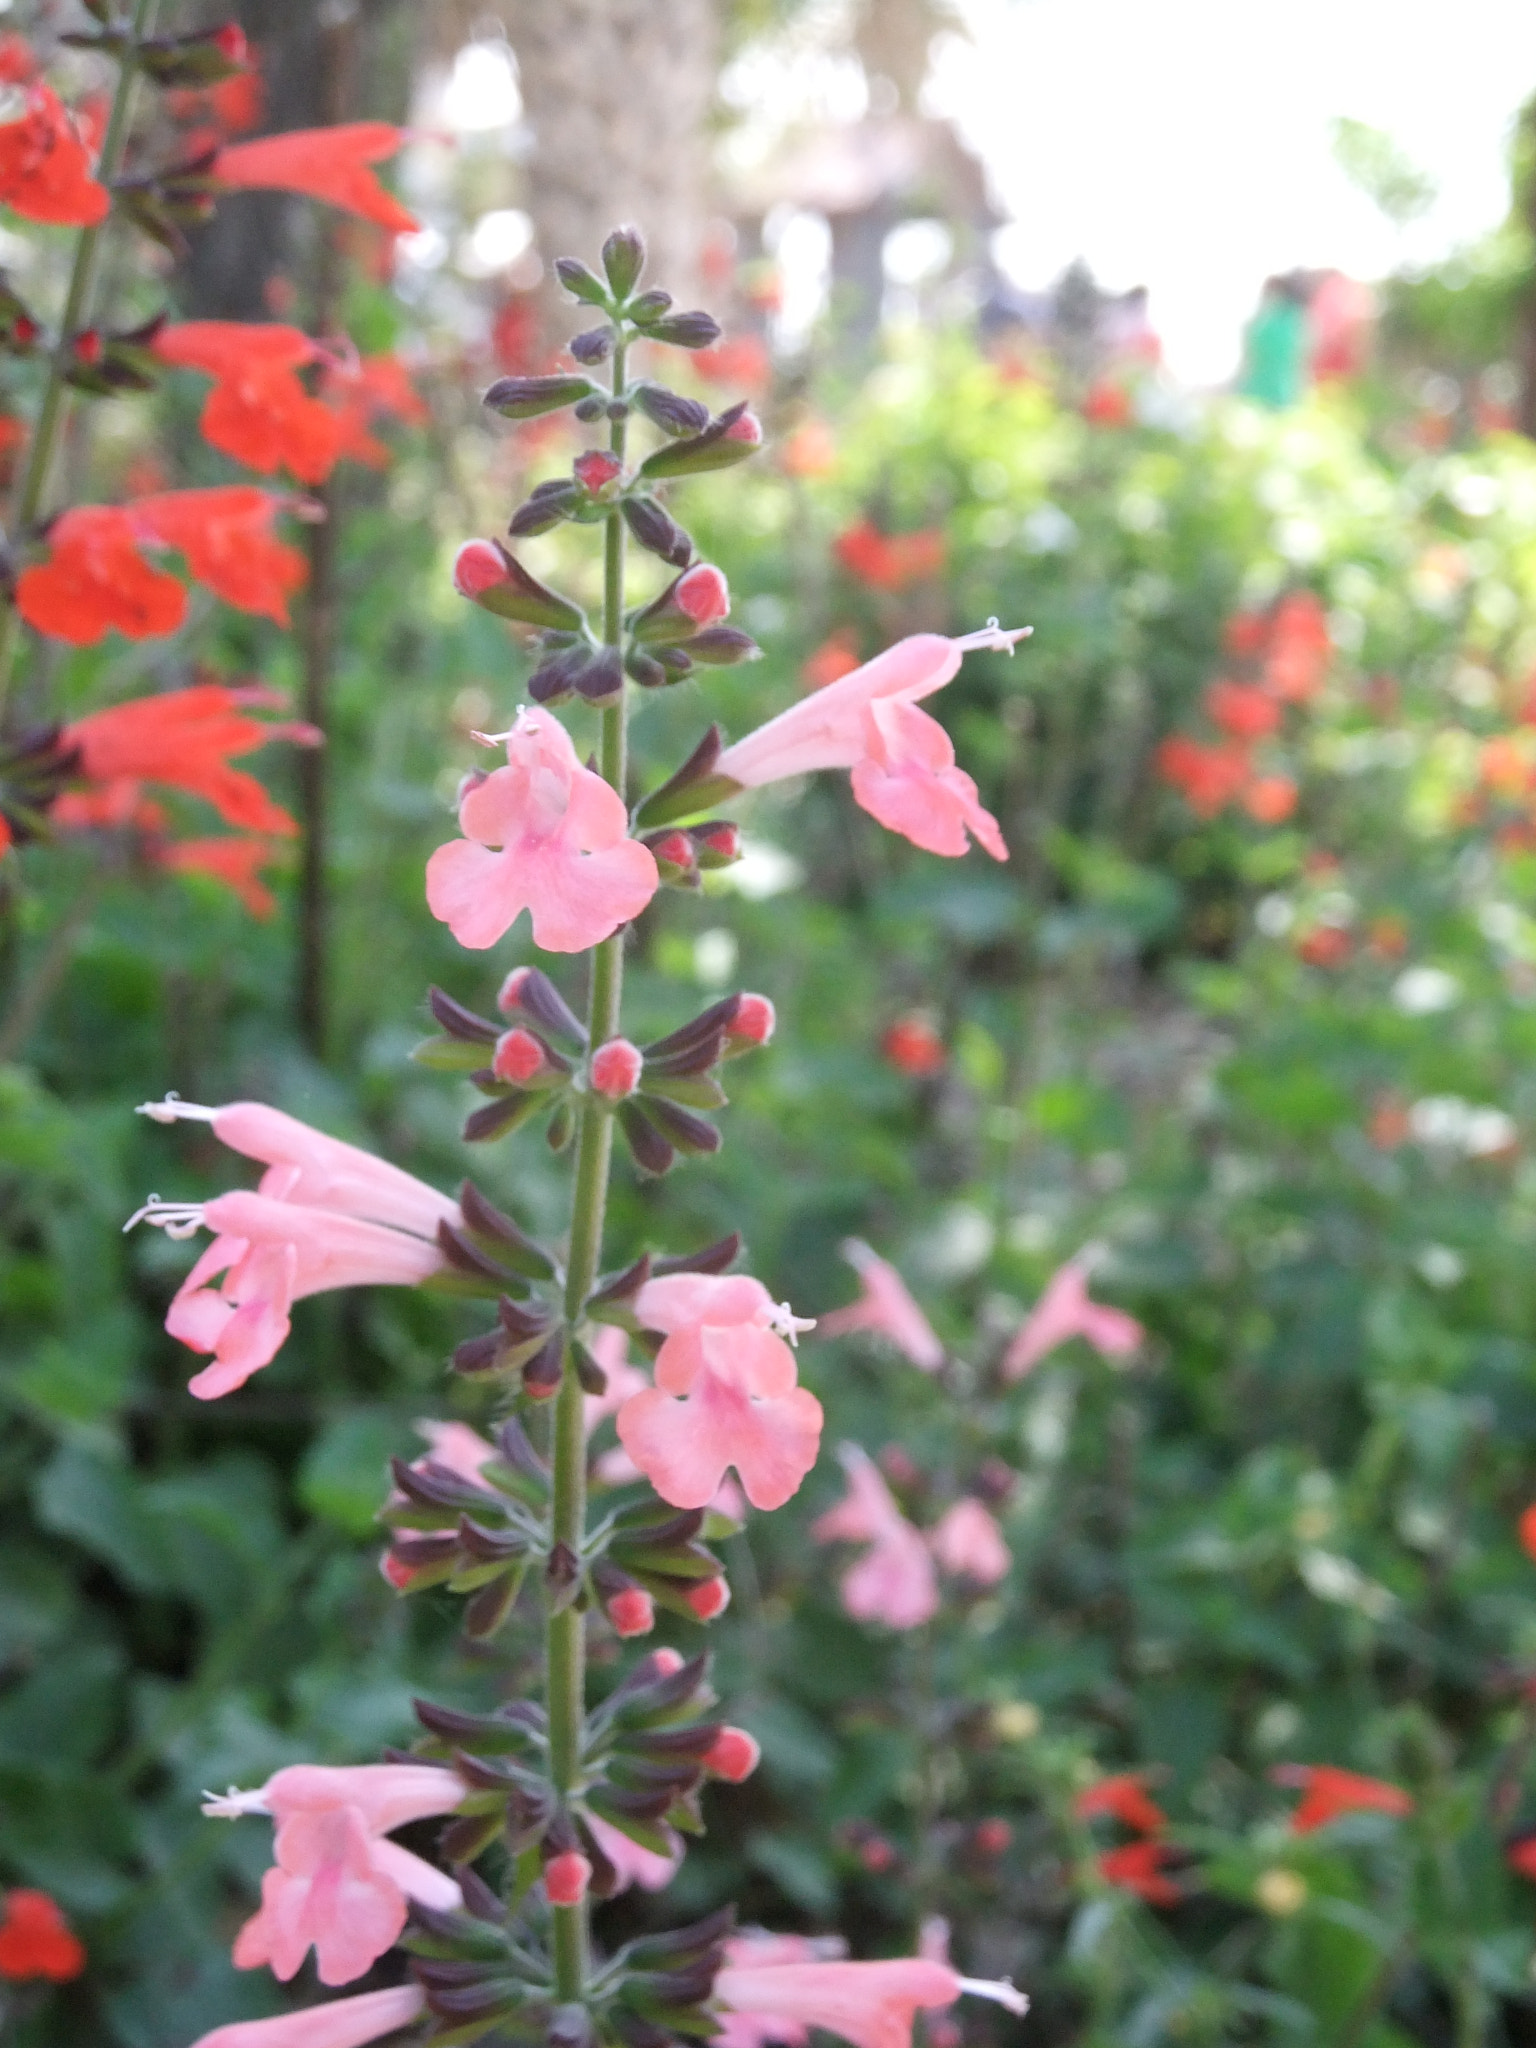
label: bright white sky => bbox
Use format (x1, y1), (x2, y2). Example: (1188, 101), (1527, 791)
(926, 0), (1536, 382)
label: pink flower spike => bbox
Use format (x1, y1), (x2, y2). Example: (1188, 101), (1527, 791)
(928, 1498), (1011, 1586)
(811, 1444), (938, 1629)
(1002, 1251), (1144, 1380)
(574, 450), (623, 492)
(188, 1985), (427, 2048)
(616, 1274), (822, 1510)
(426, 705), (659, 952)
(676, 562), (730, 625)
(591, 1037), (644, 1099)
(544, 1852), (592, 1905)
(586, 1812), (682, 1893)
(818, 1239), (943, 1371)
(704, 1727), (762, 1781)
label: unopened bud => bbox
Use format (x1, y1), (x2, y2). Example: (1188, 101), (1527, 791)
(591, 1038), (644, 1100)
(723, 408), (763, 445)
(493, 1028), (549, 1085)
(453, 538), (509, 601)
(728, 993), (775, 1046)
(703, 1727), (761, 1782)
(573, 395), (606, 422)
(621, 494), (693, 568)
(684, 1576), (730, 1622)
(691, 822), (740, 870)
(72, 329), (102, 366)
(601, 225), (647, 300)
(632, 382), (711, 438)
(680, 626), (760, 666)
(675, 562), (729, 626)
(651, 1647), (686, 1676)
(553, 258), (609, 307)
(212, 21), (248, 62)
(544, 1851), (593, 1906)
(485, 371), (599, 418)
(646, 309), (723, 350)
(574, 450), (623, 493)
(627, 289), (673, 325)
(606, 1585), (656, 1636)
(570, 325), (614, 365)
(645, 829), (698, 882)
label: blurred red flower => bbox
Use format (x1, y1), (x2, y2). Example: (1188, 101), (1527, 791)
(215, 123), (417, 233)
(1097, 1841), (1180, 1905)
(781, 418), (836, 479)
(1295, 926), (1351, 969)
(1074, 1772), (1168, 1835)
(132, 486), (307, 624)
(0, 83), (108, 225)
(157, 834), (282, 917)
(322, 353), (426, 467)
(1272, 1764), (1413, 1832)
(1154, 735), (1251, 818)
(1243, 775), (1297, 824)
(0, 33), (36, 83)
(834, 520), (946, 592)
(154, 321), (342, 484)
(0, 1889), (85, 1982)
(1264, 592), (1331, 702)
(66, 683), (313, 836)
(1081, 378), (1132, 427)
(802, 630), (862, 691)
(1518, 1503), (1536, 1562)
(882, 1016), (946, 1076)
(694, 334), (772, 395)
(1206, 679), (1282, 741)
(16, 506), (185, 644)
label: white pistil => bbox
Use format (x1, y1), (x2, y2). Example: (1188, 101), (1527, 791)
(957, 1976), (1030, 2017)
(953, 619), (1033, 656)
(769, 1302), (817, 1346)
(136, 1094), (218, 1124)
(122, 1197), (206, 1238)
(200, 1785), (272, 1819)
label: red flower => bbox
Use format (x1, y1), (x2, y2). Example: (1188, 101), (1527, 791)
(1082, 378), (1132, 427)
(1205, 679), (1282, 741)
(16, 506), (186, 645)
(0, 1889), (86, 1982)
(1509, 1837), (1536, 1882)
(0, 34), (37, 84)
(215, 123), (417, 233)
(322, 352), (426, 467)
(1074, 1772), (1168, 1835)
(1264, 592), (1330, 703)
(882, 1015), (946, 1076)
(66, 683), (312, 836)
(1272, 1764), (1413, 1833)
(132, 486), (307, 624)
(1154, 735), (1251, 818)
(693, 334), (772, 396)
(0, 83), (108, 225)
(156, 834), (282, 917)
(1518, 1504), (1536, 1562)
(1097, 1841), (1180, 1905)
(1243, 775), (1297, 824)
(802, 630), (862, 691)
(1295, 926), (1350, 969)
(153, 321), (341, 484)
(834, 520), (947, 592)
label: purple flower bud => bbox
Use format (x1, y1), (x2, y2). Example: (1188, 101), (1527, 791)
(573, 395), (606, 422)
(683, 626), (761, 666)
(572, 646), (625, 706)
(601, 225), (647, 300)
(484, 373), (598, 419)
(554, 256), (608, 306)
(508, 480), (579, 537)
(569, 325), (614, 365)
(627, 289), (673, 325)
(644, 309), (724, 350)
(632, 381), (711, 437)
(621, 495), (694, 567)
(625, 647), (669, 689)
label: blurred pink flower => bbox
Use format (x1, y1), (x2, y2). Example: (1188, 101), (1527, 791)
(1002, 1253), (1143, 1380)
(189, 1985), (426, 2048)
(927, 1498), (1011, 1586)
(715, 627), (1026, 859)
(715, 1949), (1026, 2048)
(811, 1444), (938, 1629)
(818, 1239), (943, 1371)
(409, 1419), (498, 1485)
(204, 1763), (461, 1987)
(426, 706), (658, 952)
(616, 1274), (822, 1511)
(587, 1811), (683, 1892)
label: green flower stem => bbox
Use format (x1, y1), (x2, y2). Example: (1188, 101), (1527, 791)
(548, 334), (629, 2005)
(0, 0), (161, 724)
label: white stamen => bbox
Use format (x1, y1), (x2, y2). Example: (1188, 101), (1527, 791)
(769, 1302), (816, 1346)
(957, 1977), (1030, 2017)
(123, 1197), (207, 1238)
(136, 1094), (218, 1125)
(470, 706), (534, 748)
(952, 619), (1033, 656)
(200, 1785), (272, 1820)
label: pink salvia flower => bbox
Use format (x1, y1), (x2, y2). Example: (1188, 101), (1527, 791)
(714, 626), (1027, 859)
(817, 1239), (943, 1371)
(410, 1418), (498, 1485)
(927, 1498), (1011, 1586)
(811, 1443), (938, 1629)
(204, 1763), (463, 1988)
(188, 1985), (426, 2048)
(1002, 1250), (1144, 1380)
(714, 1952), (1026, 2048)
(425, 705), (659, 952)
(586, 1811), (683, 1893)
(615, 1274), (823, 1511)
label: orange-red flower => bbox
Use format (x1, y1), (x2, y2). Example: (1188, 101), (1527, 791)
(153, 321), (342, 483)
(802, 630), (863, 691)
(0, 1889), (86, 1982)
(66, 683), (312, 837)
(156, 834), (282, 917)
(1097, 1841), (1180, 1905)
(1518, 1504), (1536, 1562)
(214, 123), (417, 233)
(1074, 1772), (1168, 1835)
(321, 352), (426, 467)
(0, 34), (36, 84)
(1206, 678), (1282, 741)
(0, 83), (108, 225)
(1082, 378), (1132, 428)
(1509, 1836), (1536, 1883)
(16, 506), (186, 645)
(1272, 1764), (1413, 1833)
(132, 486), (307, 624)
(834, 519), (947, 592)
(1243, 774), (1297, 824)
(1264, 592), (1331, 702)
(1155, 734), (1252, 818)
(882, 1015), (946, 1076)
(694, 333), (772, 396)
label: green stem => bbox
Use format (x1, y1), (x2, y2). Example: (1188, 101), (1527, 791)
(546, 334), (629, 2006)
(0, 0), (161, 725)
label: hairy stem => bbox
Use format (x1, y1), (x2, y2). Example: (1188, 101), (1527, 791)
(0, 0), (161, 723)
(547, 334), (629, 2003)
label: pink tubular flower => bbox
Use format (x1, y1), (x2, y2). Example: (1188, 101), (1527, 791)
(615, 1273), (823, 1511)
(425, 706), (659, 952)
(130, 1096), (458, 1399)
(204, 1764), (462, 1988)
(818, 1239), (943, 1371)
(927, 1498), (1011, 1586)
(586, 1811), (682, 1893)
(188, 1985), (427, 2048)
(715, 1950), (1026, 2048)
(811, 1444), (938, 1630)
(591, 1037), (644, 1098)
(714, 626), (1028, 860)
(1002, 1251), (1143, 1380)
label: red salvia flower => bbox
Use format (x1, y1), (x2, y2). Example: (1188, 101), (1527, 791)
(1518, 1503), (1536, 1561)
(1154, 734), (1252, 818)
(1097, 1841), (1181, 1906)
(0, 83), (108, 225)
(1508, 1836), (1536, 1882)
(1272, 1763), (1413, 1833)
(132, 486), (307, 624)
(834, 519), (947, 592)
(214, 123), (417, 233)
(1263, 591), (1331, 702)
(153, 322), (342, 484)
(321, 352), (426, 467)
(0, 1889), (86, 1982)
(66, 683), (313, 837)
(16, 505), (186, 645)
(1205, 678), (1282, 741)
(156, 834), (281, 917)
(0, 34), (37, 84)
(881, 1015), (946, 1077)
(1074, 1772), (1168, 1835)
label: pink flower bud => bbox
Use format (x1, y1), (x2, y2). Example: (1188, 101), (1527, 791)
(676, 562), (730, 626)
(591, 1037), (644, 1100)
(651, 1647), (686, 1676)
(493, 1027), (547, 1084)
(685, 1576), (731, 1621)
(544, 1852), (592, 1906)
(974, 1818), (1012, 1856)
(703, 1727), (761, 1782)
(380, 1551), (417, 1591)
(650, 829), (697, 875)
(859, 1834), (897, 1873)
(729, 993), (776, 1045)
(694, 822), (740, 864)
(880, 1444), (919, 1488)
(497, 965), (534, 1015)
(606, 1585), (656, 1636)
(452, 538), (509, 600)
(724, 409), (763, 445)
(574, 450), (623, 493)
